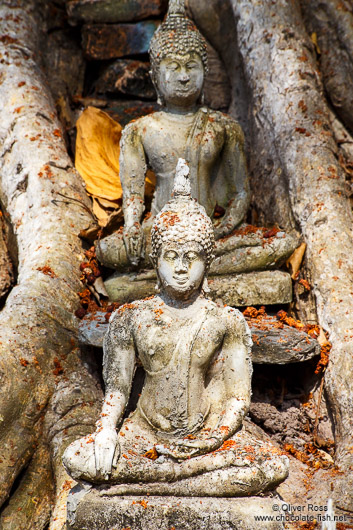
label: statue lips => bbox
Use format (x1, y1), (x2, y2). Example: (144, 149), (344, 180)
(173, 275), (189, 286)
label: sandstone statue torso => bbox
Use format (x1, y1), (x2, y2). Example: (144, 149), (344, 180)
(132, 298), (225, 434)
(120, 108), (246, 219)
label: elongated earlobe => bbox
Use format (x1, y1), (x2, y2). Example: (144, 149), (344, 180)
(202, 276), (210, 293)
(155, 276), (162, 291)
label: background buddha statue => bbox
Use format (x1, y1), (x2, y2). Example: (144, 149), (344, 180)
(63, 160), (289, 496)
(96, 0), (297, 277)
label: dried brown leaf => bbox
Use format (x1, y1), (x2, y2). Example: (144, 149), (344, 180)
(286, 242), (306, 279)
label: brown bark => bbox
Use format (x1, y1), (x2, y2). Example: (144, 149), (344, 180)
(0, 444), (54, 530)
(0, 212), (13, 301)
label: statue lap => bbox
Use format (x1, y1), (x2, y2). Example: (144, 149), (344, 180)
(63, 410), (288, 496)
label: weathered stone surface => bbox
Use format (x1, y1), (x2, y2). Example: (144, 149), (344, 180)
(68, 489), (284, 529)
(208, 271), (292, 306)
(78, 311), (107, 347)
(67, 0), (167, 24)
(82, 21), (160, 60)
(95, 59), (156, 99)
(78, 308), (319, 365)
(104, 270), (292, 307)
(247, 314), (320, 364)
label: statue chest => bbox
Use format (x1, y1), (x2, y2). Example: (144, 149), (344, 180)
(143, 123), (224, 176)
(134, 315), (223, 377)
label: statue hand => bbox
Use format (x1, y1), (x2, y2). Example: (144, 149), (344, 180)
(123, 223), (145, 266)
(213, 200), (245, 240)
(94, 428), (120, 479)
(170, 437), (222, 460)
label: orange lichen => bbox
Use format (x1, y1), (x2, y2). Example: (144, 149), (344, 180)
(19, 358), (29, 367)
(284, 443), (333, 470)
(214, 440), (238, 453)
(242, 306), (266, 319)
(154, 308), (163, 320)
(53, 357), (63, 376)
(144, 447), (158, 460)
(315, 343), (331, 374)
(276, 309), (305, 330)
(37, 265), (57, 278)
(299, 278), (311, 290)
(118, 302), (137, 315)
(220, 426), (230, 436)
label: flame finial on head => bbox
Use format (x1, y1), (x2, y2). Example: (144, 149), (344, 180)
(172, 158), (191, 197)
(149, 0), (208, 74)
(167, 0), (186, 16)
(150, 159), (215, 269)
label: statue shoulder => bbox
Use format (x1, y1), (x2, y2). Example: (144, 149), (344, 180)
(205, 300), (243, 324)
(107, 300), (143, 333)
(104, 298), (155, 349)
(207, 109), (245, 145)
(217, 304), (253, 346)
(121, 114), (156, 141)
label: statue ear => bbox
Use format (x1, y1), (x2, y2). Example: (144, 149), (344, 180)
(155, 277), (162, 292)
(149, 253), (157, 269)
(202, 276), (210, 293)
(150, 69), (165, 107)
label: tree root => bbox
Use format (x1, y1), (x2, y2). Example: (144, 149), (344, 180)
(0, 0), (102, 524)
(301, 0), (353, 136)
(0, 444), (54, 530)
(232, 0), (353, 510)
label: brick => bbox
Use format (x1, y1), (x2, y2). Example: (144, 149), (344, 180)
(67, 0), (166, 24)
(82, 21), (160, 60)
(95, 59), (156, 100)
(75, 97), (159, 126)
(105, 99), (159, 126)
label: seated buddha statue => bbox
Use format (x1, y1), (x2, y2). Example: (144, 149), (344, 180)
(95, 0), (297, 276)
(63, 160), (289, 496)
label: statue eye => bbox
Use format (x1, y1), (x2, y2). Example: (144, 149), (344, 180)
(167, 62), (179, 71)
(187, 62), (197, 69)
(164, 250), (178, 260)
(185, 251), (198, 261)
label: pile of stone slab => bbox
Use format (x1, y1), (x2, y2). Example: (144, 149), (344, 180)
(63, 0), (231, 125)
(79, 309), (320, 365)
(64, 0), (167, 125)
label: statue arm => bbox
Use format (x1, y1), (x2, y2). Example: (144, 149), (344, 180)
(119, 122), (147, 264)
(94, 310), (136, 477)
(213, 121), (250, 240)
(210, 311), (253, 441)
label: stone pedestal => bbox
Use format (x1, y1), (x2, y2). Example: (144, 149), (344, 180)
(67, 486), (284, 529)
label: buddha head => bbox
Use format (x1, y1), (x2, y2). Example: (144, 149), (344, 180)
(150, 159), (215, 300)
(149, 0), (208, 108)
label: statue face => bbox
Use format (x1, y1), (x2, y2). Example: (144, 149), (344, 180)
(157, 241), (206, 299)
(157, 52), (204, 108)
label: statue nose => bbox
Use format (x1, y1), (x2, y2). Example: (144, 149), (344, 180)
(175, 257), (188, 272)
(178, 71), (190, 84)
